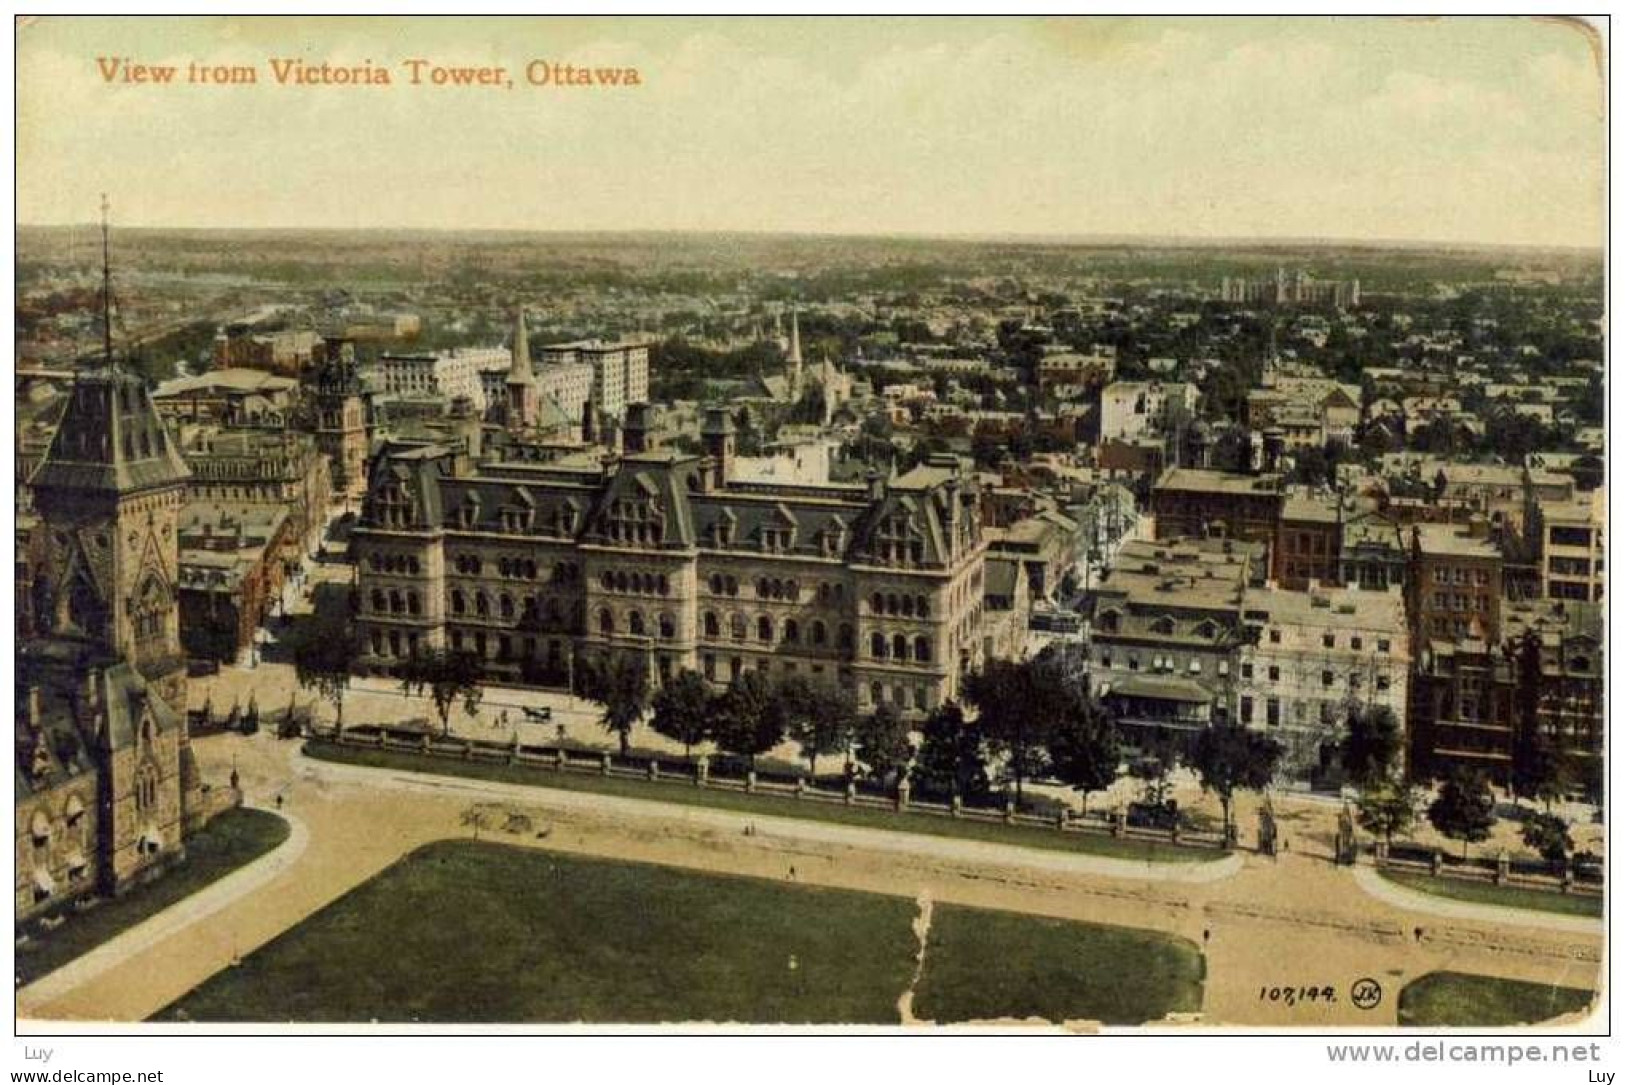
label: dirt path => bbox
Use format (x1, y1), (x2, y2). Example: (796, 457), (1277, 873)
(18, 731), (1604, 1029)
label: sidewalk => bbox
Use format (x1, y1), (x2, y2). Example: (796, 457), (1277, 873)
(1350, 864), (1603, 934)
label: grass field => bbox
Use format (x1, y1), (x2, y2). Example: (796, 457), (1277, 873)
(156, 841), (1203, 1025)
(305, 739), (1215, 864)
(915, 904), (1204, 1025)
(1398, 971), (1596, 1028)
(17, 807), (290, 986)
(1380, 870), (1604, 918)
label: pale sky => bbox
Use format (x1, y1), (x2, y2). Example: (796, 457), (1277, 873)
(16, 16), (1606, 247)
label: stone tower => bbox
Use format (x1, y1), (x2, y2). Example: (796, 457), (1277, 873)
(310, 336), (368, 498)
(30, 362), (193, 706)
(507, 306), (537, 430)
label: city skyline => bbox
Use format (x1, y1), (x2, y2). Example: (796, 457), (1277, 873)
(18, 16), (1605, 248)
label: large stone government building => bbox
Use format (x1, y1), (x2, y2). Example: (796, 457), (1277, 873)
(354, 408), (989, 717)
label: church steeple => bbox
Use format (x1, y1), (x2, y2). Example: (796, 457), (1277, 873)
(788, 307), (804, 400)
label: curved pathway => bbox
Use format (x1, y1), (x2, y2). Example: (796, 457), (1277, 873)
(18, 807), (307, 1007)
(1351, 865), (1604, 934)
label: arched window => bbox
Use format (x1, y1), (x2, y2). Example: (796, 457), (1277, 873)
(871, 632), (887, 659)
(785, 580), (798, 601)
(710, 574), (723, 595)
(870, 683), (884, 705)
(757, 616), (773, 643)
(839, 624), (854, 651)
(886, 593), (899, 615)
(659, 613), (676, 640)
(499, 594), (515, 620)
(914, 636), (932, 663)
(871, 593), (884, 614)
(917, 595), (929, 618)
(599, 609), (615, 635)
(450, 590), (466, 615)
(900, 595), (914, 617)
(476, 592), (490, 617)
(629, 611), (646, 637)
(730, 614), (748, 640)
(371, 589), (386, 613)
(704, 611), (720, 638)
(407, 591), (421, 616)
(893, 633), (908, 660)
(811, 620), (827, 646)
(783, 619), (799, 644)
(390, 589), (403, 614)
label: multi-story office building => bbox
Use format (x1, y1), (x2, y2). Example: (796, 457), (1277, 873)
(1407, 520), (1504, 645)
(374, 348), (504, 412)
(351, 410), (989, 718)
(1235, 584), (1410, 777)
(1534, 487), (1606, 603)
(536, 339), (651, 420)
(1085, 537), (1261, 735)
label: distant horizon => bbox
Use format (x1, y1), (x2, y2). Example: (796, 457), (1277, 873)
(18, 17), (1604, 249)
(14, 221), (1606, 258)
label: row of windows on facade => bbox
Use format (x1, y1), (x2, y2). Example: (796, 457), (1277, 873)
(693, 611), (933, 662)
(1432, 566), (1494, 586)
(1428, 592), (1491, 613)
(1238, 697), (1364, 728)
(449, 554), (580, 582)
(698, 653), (934, 710)
(1096, 651), (1393, 691)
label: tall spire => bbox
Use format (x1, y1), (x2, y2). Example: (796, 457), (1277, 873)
(788, 306), (803, 399)
(99, 193), (114, 368)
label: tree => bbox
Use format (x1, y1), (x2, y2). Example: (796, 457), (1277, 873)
(709, 671), (786, 772)
(1426, 769), (1497, 858)
(910, 700), (990, 804)
(648, 669), (712, 761)
(964, 656), (1067, 803)
(1046, 691), (1121, 816)
(1511, 729), (1575, 812)
(288, 608), (363, 735)
(1129, 727), (1182, 808)
(578, 653), (651, 757)
(1189, 723), (1284, 837)
(1339, 703), (1403, 789)
(853, 703), (913, 788)
(1520, 811), (1574, 874)
(1355, 778), (1420, 846)
(780, 678), (855, 778)
(398, 649), (485, 738)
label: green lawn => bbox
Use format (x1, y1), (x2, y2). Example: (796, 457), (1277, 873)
(17, 807), (290, 986)
(304, 739), (1215, 864)
(155, 841), (1203, 1025)
(916, 903), (1203, 1025)
(1399, 971), (1596, 1028)
(1381, 870), (1603, 919)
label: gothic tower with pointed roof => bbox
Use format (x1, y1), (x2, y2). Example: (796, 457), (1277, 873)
(29, 202), (192, 705)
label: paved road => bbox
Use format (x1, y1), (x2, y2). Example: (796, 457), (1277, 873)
(18, 729), (1603, 1029)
